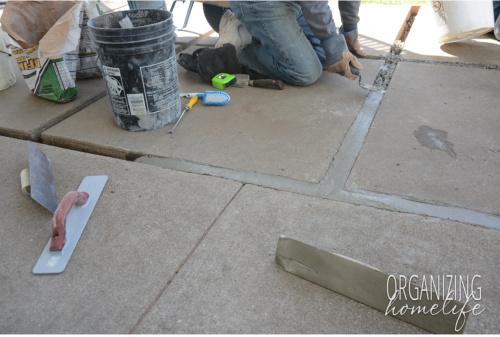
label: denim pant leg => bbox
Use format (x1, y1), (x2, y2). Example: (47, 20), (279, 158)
(229, 1), (323, 86)
(494, 1), (500, 22)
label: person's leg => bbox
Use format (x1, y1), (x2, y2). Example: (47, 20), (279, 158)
(296, 13), (327, 69)
(229, 1), (323, 86)
(127, 1), (167, 10)
(494, 1), (500, 22)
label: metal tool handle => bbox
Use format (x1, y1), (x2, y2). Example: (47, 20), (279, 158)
(250, 79), (284, 90)
(50, 191), (89, 251)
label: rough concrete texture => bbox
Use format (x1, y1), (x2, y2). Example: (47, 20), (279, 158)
(136, 185), (500, 334)
(347, 62), (500, 216)
(42, 56), (383, 182)
(336, 4), (412, 57)
(402, 6), (500, 66)
(0, 136), (242, 333)
(0, 57), (106, 141)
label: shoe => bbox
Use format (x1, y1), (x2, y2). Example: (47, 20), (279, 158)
(215, 10), (252, 56)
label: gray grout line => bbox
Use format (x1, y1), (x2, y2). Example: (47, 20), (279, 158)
(133, 56), (500, 230)
(315, 90), (384, 199)
(135, 156), (318, 196)
(336, 188), (500, 230)
(135, 155), (500, 230)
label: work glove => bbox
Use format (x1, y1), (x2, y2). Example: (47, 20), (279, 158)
(326, 51), (363, 80)
(340, 27), (367, 58)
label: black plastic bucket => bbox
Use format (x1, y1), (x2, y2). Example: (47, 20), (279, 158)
(88, 9), (181, 132)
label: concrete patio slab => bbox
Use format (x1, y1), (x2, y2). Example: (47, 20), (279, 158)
(0, 57), (106, 141)
(347, 62), (500, 216)
(42, 56), (383, 182)
(135, 184), (499, 334)
(0, 136), (242, 333)
(332, 4), (412, 58)
(402, 6), (500, 66)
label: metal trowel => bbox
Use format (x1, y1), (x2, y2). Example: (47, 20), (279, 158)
(33, 176), (108, 274)
(27, 141), (58, 213)
(350, 66), (386, 94)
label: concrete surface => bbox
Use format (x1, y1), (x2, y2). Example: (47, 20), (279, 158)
(135, 184), (499, 334)
(0, 57), (106, 141)
(42, 55), (383, 182)
(347, 62), (500, 216)
(347, 4), (412, 57)
(402, 6), (500, 66)
(0, 136), (242, 333)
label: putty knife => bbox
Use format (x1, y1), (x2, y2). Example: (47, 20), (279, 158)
(350, 66), (386, 94)
(33, 175), (108, 274)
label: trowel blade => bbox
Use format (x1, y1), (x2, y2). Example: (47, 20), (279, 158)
(33, 175), (108, 274)
(358, 75), (386, 93)
(28, 141), (58, 213)
(359, 82), (387, 94)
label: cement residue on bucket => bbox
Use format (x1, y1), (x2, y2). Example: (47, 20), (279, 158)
(88, 9), (181, 132)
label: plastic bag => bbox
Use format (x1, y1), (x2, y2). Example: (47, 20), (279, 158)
(1, 1), (105, 102)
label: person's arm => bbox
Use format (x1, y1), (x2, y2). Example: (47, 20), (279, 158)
(299, 1), (348, 67)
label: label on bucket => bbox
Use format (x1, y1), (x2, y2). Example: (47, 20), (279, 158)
(127, 93), (148, 115)
(140, 55), (179, 114)
(103, 66), (129, 115)
(432, 1), (447, 27)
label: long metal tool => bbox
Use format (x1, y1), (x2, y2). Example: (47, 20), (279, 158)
(28, 141), (58, 213)
(275, 235), (469, 334)
(167, 96), (198, 134)
(33, 175), (108, 274)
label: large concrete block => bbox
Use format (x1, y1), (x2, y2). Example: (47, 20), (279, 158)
(0, 136), (242, 333)
(402, 6), (500, 65)
(0, 57), (106, 141)
(347, 62), (500, 216)
(42, 59), (383, 183)
(135, 185), (499, 333)
(43, 53), (382, 182)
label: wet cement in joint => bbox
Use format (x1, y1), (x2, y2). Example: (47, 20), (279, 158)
(414, 125), (456, 159)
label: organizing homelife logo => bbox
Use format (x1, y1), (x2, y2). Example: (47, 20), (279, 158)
(385, 275), (485, 332)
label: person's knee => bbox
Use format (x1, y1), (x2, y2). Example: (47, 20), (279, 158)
(290, 62), (323, 86)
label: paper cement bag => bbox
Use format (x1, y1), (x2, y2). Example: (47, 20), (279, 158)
(66, 1), (107, 80)
(1, 1), (104, 102)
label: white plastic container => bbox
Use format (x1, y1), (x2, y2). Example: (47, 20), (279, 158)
(432, 0), (495, 43)
(0, 27), (16, 92)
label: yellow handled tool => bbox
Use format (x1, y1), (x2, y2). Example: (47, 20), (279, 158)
(167, 96), (198, 134)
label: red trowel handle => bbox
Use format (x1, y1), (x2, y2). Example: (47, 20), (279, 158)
(50, 191), (89, 251)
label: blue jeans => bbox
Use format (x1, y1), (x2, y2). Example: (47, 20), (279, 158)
(493, 0), (500, 22)
(229, 1), (326, 86)
(127, 1), (167, 10)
